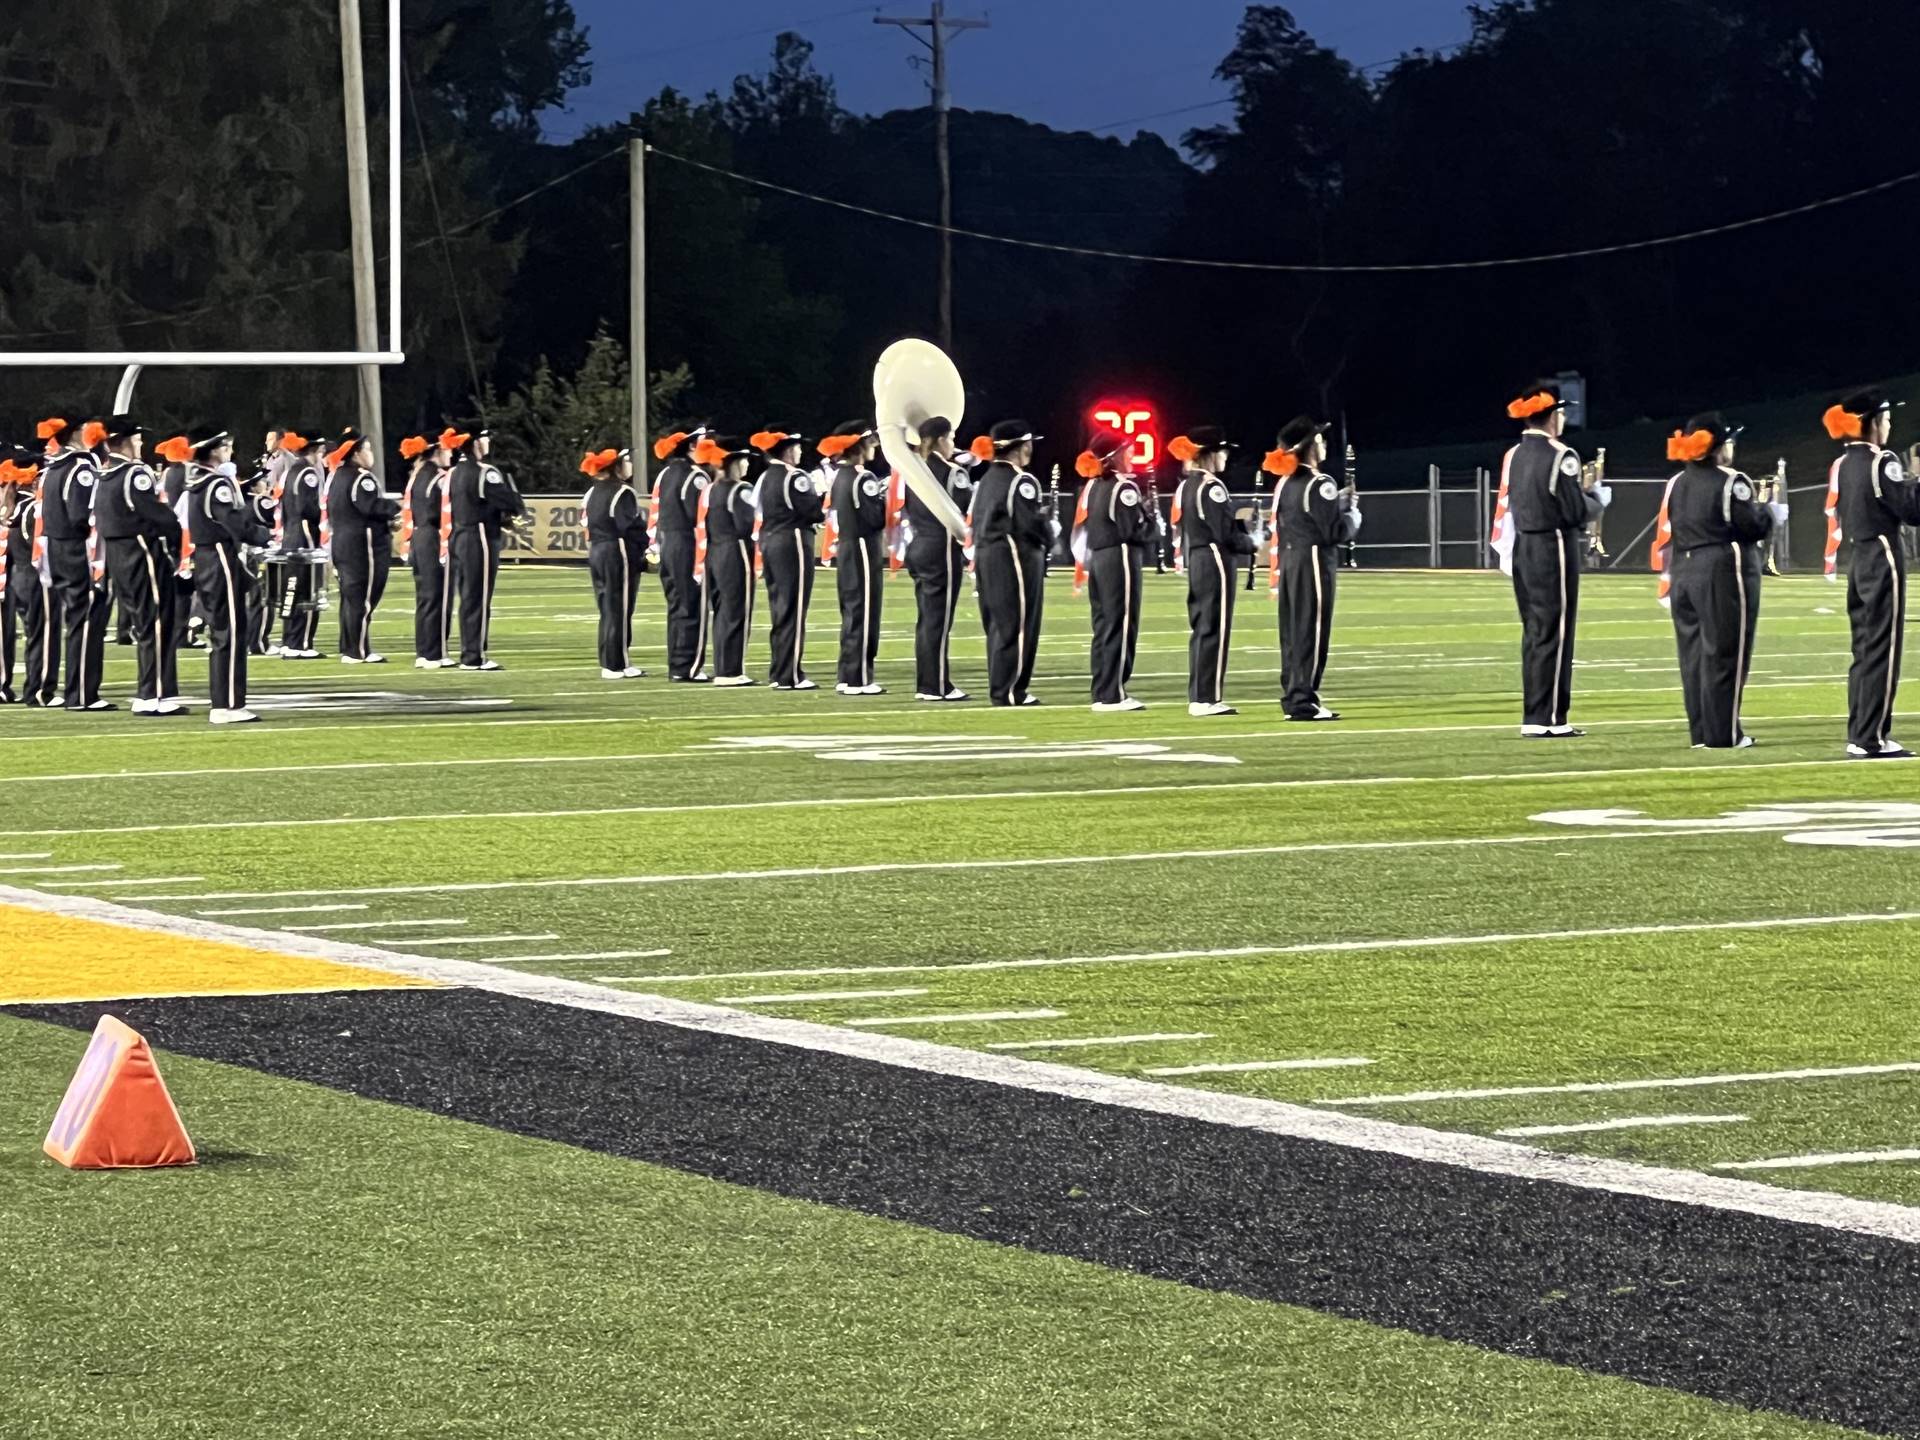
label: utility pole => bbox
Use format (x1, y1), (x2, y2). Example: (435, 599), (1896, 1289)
(630, 138), (648, 460)
(875, 2), (987, 352)
(338, 0), (385, 457)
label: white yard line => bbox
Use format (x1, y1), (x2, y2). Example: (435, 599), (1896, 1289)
(0, 752), (686, 785)
(598, 910), (1920, 984)
(284, 919), (469, 933)
(399, 933), (560, 948)
(39, 875), (205, 889)
(482, 949), (674, 964)
(1146, 1058), (1374, 1076)
(714, 988), (931, 1005)
(0, 852), (53, 860)
(1496, 1114), (1750, 1138)
(129, 827), (1853, 907)
(1323, 1063), (1920, 1107)
(11, 883), (1918, 1244)
(986, 1032), (1215, 1052)
(0, 863), (122, 876)
(196, 903), (371, 917)
(845, 1009), (1066, 1028)
(1714, 1150), (1920, 1172)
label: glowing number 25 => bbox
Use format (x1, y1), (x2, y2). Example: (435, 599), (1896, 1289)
(1094, 409), (1157, 468)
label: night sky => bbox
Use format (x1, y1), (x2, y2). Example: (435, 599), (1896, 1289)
(546, 1), (1475, 145)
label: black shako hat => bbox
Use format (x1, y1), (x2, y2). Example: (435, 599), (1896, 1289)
(1184, 425), (1234, 453)
(1275, 415), (1329, 453)
(1507, 380), (1566, 423)
(104, 414), (145, 442)
(989, 420), (1041, 447)
(188, 425), (232, 452)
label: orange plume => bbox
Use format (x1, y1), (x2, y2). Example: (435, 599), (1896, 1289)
(438, 428), (471, 452)
(1263, 448), (1300, 478)
(750, 431), (789, 451)
(1167, 436), (1200, 464)
(652, 431), (690, 461)
(399, 435), (430, 460)
(36, 417), (67, 441)
(155, 437), (193, 465)
(1823, 404), (1864, 441)
(1074, 451), (1104, 480)
(969, 436), (995, 462)
(1666, 429), (1716, 464)
(80, 421), (108, 449)
(281, 433), (311, 453)
(1507, 392), (1558, 421)
(326, 438), (359, 471)
(818, 434), (858, 459)
(14, 462), (39, 484)
(0, 461), (18, 485)
(580, 448), (620, 477)
(693, 437), (728, 467)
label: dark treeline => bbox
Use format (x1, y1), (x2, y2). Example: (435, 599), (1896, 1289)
(3, 1), (1916, 482)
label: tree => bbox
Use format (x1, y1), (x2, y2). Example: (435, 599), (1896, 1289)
(485, 325), (690, 490)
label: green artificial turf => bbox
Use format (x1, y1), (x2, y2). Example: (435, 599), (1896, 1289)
(5, 564), (1918, 1206)
(0, 1014), (1869, 1439)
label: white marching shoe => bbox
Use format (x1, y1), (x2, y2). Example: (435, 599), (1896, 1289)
(713, 675), (756, 688)
(601, 668), (627, 679)
(365, 652), (387, 664)
(209, 708), (260, 725)
(415, 657), (442, 669)
(915, 692), (946, 703)
(793, 678), (819, 691)
(622, 666), (647, 679)
(341, 655), (364, 665)
(1188, 701), (1236, 717)
(942, 688), (970, 702)
(1092, 697), (1146, 713)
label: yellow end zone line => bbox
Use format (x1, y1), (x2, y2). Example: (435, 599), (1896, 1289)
(4, 883), (1919, 1249)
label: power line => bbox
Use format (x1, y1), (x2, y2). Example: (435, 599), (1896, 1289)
(643, 142), (1920, 274)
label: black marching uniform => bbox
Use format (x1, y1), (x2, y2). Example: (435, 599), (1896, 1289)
(759, 460), (824, 688)
(41, 447), (109, 709)
(1835, 441), (1920, 753)
(405, 462), (453, 663)
(972, 462), (1050, 705)
(449, 454), (526, 668)
(653, 457), (709, 680)
(1178, 472), (1253, 707)
(160, 460), (199, 666)
(705, 472), (758, 681)
(906, 454), (970, 698)
(279, 459), (326, 654)
(245, 479), (279, 655)
(1505, 430), (1605, 731)
(5, 490), (51, 705)
(830, 462), (887, 689)
(1275, 470), (1356, 719)
(97, 455), (182, 705)
(1084, 473), (1150, 705)
(186, 466), (271, 711)
(585, 475), (649, 674)
(328, 464), (401, 661)
(1665, 463), (1772, 748)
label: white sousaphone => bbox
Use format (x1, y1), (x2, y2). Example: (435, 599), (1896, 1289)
(873, 338), (971, 541)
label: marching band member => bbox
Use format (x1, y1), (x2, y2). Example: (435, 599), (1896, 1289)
(448, 426), (525, 671)
(701, 436), (759, 687)
(581, 445), (648, 679)
(1268, 416), (1359, 721)
(96, 416), (183, 716)
(249, 429), (285, 655)
(907, 416), (969, 702)
(326, 428), (401, 664)
(0, 449), (44, 704)
(1077, 428), (1148, 712)
(402, 431), (458, 668)
(37, 415), (112, 711)
(278, 430), (327, 659)
(1657, 412), (1776, 750)
(651, 428), (710, 682)
(182, 426), (270, 724)
(823, 422), (887, 696)
(753, 429), (822, 690)
(971, 420), (1050, 707)
(1500, 382), (1610, 738)
(1171, 427), (1251, 717)
(1825, 389), (1920, 758)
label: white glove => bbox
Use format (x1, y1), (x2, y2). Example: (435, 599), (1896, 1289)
(1591, 482), (1613, 509)
(1347, 508), (1364, 538)
(1767, 501), (1789, 527)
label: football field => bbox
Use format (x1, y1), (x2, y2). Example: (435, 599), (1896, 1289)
(5, 562), (1917, 1438)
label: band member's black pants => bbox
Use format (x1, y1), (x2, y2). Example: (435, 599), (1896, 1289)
(411, 538), (450, 662)
(908, 537), (963, 697)
(49, 539), (107, 708)
(1670, 544), (1760, 749)
(1511, 528), (1582, 729)
(105, 536), (174, 703)
(281, 562), (320, 653)
(1186, 541), (1237, 706)
(196, 543), (252, 711)
(655, 532), (707, 679)
(706, 539), (754, 680)
(1847, 539), (1907, 752)
(1086, 545), (1141, 705)
(836, 536), (884, 688)
(589, 538), (644, 673)
(451, 526), (502, 667)
(335, 531), (391, 660)
(762, 528), (815, 688)
(1279, 543), (1338, 718)
(8, 574), (53, 703)
(977, 536), (1044, 705)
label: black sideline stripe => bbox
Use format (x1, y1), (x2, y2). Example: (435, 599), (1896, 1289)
(12, 989), (1919, 1438)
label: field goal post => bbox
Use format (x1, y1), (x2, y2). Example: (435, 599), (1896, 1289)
(1, 0), (404, 424)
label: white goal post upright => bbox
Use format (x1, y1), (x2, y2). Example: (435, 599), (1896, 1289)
(2, 0), (405, 414)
